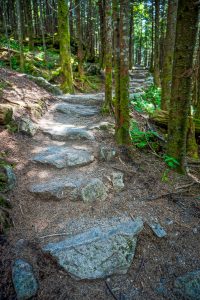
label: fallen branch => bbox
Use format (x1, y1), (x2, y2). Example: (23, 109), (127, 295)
(105, 281), (119, 300)
(39, 233), (69, 239)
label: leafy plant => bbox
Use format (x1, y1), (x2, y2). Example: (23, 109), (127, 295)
(130, 120), (159, 149)
(130, 84), (161, 114)
(161, 155), (180, 182)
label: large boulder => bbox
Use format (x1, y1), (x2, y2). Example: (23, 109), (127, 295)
(20, 118), (38, 137)
(25, 75), (62, 95)
(43, 217), (143, 280)
(12, 259), (38, 300)
(80, 178), (108, 203)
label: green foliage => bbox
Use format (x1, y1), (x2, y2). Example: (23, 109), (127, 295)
(163, 155), (179, 169)
(5, 121), (18, 133)
(161, 155), (180, 182)
(130, 120), (159, 149)
(130, 85), (161, 114)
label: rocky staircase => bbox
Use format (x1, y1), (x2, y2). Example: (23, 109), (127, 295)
(12, 68), (152, 299)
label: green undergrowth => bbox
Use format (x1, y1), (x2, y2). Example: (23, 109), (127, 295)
(130, 120), (159, 150)
(130, 85), (161, 114)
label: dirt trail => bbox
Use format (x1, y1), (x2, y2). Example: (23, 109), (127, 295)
(1, 68), (200, 300)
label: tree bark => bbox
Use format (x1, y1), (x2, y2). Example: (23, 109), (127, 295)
(104, 0), (113, 112)
(58, 0), (74, 93)
(167, 0), (198, 172)
(153, 0), (161, 87)
(161, 0), (178, 110)
(115, 0), (131, 145)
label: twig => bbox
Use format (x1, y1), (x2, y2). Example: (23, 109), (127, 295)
(132, 257), (145, 283)
(112, 166), (136, 176)
(105, 281), (119, 300)
(39, 233), (69, 239)
(175, 182), (195, 190)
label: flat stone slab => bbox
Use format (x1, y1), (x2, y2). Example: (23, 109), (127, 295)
(43, 217), (143, 280)
(43, 126), (95, 141)
(29, 178), (79, 201)
(31, 146), (94, 168)
(56, 103), (99, 117)
(12, 259), (38, 300)
(29, 177), (107, 202)
(58, 93), (104, 106)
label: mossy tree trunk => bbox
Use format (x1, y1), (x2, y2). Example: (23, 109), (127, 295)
(75, 0), (84, 79)
(115, 0), (131, 145)
(167, 0), (198, 172)
(161, 0), (178, 110)
(153, 0), (161, 87)
(16, 0), (24, 71)
(103, 0), (112, 112)
(58, 0), (74, 94)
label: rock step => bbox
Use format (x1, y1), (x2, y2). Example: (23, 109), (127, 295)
(42, 217), (143, 280)
(58, 93), (104, 106)
(55, 102), (99, 117)
(31, 145), (94, 168)
(29, 177), (108, 203)
(42, 126), (95, 142)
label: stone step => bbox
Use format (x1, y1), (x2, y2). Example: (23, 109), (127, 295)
(42, 217), (143, 280)
(55, 102), (99, 117)
(31, 145), (94, 168)
(129, 78), (146, 83)
(42, 126), (95, 142)
(58, 93), (104, 106)
(29, 177), (108, 202)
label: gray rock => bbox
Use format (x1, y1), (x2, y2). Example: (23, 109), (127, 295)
(81, 178), (108, 203)
(26, 75), (62, 95)
(29, 178), (79, 201)
(4, 165), (16, 191)
(29, 177), (108, 203)
(89, 122), (115, 132)
(43, 127), (95, 141)
(58, 93), (104, 106)
(147, 222), (167, 238)
(99, 146), (116, 161)
(12, 259), (38, 300)
(174, 270), (200, 300)
(43, 217), (143, 280)
(56, 103), (99, 117)
(112, 172), (124, 192)
(20, 118), (38, 136)
(31, 146), (94, 168)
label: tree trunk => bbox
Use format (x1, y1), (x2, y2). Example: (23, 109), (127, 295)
(75, 0), (84, 79)
(115, 0), (131, 145)
(153, 0), (161, 87)
(58, 0), (74, 93)
(16, 0), (24, 71)
(161, 0), (178, 110)
(129, 1), (134, 70)
(98, 0), (105, 69)
(167, 0), (198, 172)
(104, 0), (113, 112)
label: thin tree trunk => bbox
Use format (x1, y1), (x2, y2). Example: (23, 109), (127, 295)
(75, 0), (84, 79)
(161, 0), (178, 110)
(16, 0), (24, 71)
(104, 0), (113, 112)
(154, 0), (161, 86)
(129, 1), (134, 70)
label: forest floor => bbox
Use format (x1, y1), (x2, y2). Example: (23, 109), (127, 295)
(0, 67), (200, 300)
